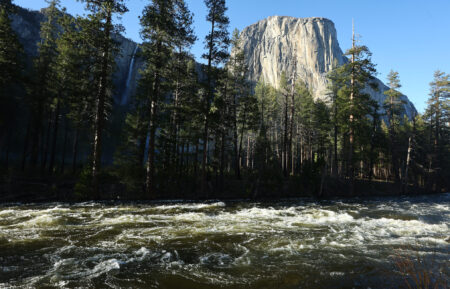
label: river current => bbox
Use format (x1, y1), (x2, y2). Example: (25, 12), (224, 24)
(0, 194), (449, 288)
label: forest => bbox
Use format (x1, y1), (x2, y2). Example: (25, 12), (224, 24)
(0, 0), (449, 201)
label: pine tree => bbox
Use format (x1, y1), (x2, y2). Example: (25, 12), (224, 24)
(384, 70), (405, 182)
(47, 11), (92, 174)
(0, 0), (22, 88)
(278, 72), (290, 176)
(166, 0), (196, 176)
(138, 0), (195, 197)
(201, 0), (230, 192)
(288, 63), (298, 176)
(327, 63), (346, 177)
(65, 15), (99, 174)
(424, 70), (449, 192)
(28, 0), (61, 169)
(338, 24), (377, 194)
(209, 67), (231, 189)
(78, 0), (128, 196)
(0, 0), (23, 160)
(47, 10), (70, 174)
(228, 28), (247, 179)
(296, 82), (315, 169)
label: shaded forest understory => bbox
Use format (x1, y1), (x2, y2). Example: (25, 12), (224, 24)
(0, 0), (449, 202)
(0, 170), (436, 203)
(0, 165), (439, 202)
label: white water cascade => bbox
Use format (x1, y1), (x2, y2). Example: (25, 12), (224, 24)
(0, 195), (449, 288)
(121, 45), (138, 105)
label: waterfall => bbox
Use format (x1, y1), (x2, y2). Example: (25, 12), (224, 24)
(121, 45), (138, 106)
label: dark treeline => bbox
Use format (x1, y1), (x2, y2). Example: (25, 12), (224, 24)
(0, 0), (449, 200)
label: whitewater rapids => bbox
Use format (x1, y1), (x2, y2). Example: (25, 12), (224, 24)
(0, 194), (449, 288)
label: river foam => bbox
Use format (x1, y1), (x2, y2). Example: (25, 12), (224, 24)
(0, 194), (449, 288)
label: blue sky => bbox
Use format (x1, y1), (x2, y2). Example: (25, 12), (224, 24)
(14, 0), (450, 113)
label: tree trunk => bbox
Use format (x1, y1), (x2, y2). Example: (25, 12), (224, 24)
(283, 92), (289, 177)
(403, 115), (416, 194)
(202, 13), (216, 195)
(433, 109), (440, 192)
(403, 136), (412, 194)
(202, 117), (209, 194)
(145, 72), (160, 197)
(179, 141), (185, 177)
(60, 121), (68, 174)
(246, 135), (250, 168)
(185, 143), (190, 175)
(171, 46), (182, 170)
(30, 102), (43, 168)
(233, 86), (240, 179)
(274, 129), (279, 161)
(4, 129), (10, 169)
(288, 67), (296, 176)
(72, 128), (79, 174)
(21, 118), (31, 171)
(92, 9), (113, 197)
(220, 131), (225, 192)
(194, 139), (199, 180)
(41, 113), (52, 171)
(48, 96), (61, 174)
(332, 104), (338, 177)
(348, 23), (355, 195)
(138, 131), (147, 168)
(238, 110), (247, 177)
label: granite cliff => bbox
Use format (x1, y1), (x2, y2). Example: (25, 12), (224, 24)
(238, 16), (416, 117)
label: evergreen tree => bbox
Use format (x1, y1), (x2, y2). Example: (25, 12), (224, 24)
(424, 70), (449, 192)
(0, 0), (22, 88)
(327, 63), (346, 177)
(296, 82), (315, 170)
(78, 0), (128, 195)
(47, 12), (93, 174)
(164, 0), (196, 179)
(201, 0), (230, 192)
(138, 0), (194, 196)
(228, 28), (247, 179)
(278, 72), (290, 176)
(337, 26), (377, 193)
(0, 0), (23, 160)
(66, 15), (101, 174)
(384, 70), (405, 182)
(47, 10), (70, 174)
(28, 0), (61, 169)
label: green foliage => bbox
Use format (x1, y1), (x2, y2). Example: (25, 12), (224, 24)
(2, 0), (449, 199)
(0, 1), (24, 139)
(0, 3), (22, 88)
(26, 0), (62, 167)
(384, 70), (406, 125)
(202, 0), (230, 66)
(73, 166), (92, 199)
(423, 70), (450, 191)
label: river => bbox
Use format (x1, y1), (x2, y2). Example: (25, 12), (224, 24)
(1, 194), (449, 288)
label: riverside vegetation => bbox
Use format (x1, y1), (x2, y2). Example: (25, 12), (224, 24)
(0, 0), (449, 201)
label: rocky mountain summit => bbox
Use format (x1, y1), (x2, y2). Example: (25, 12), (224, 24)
(238, 16), (416, 117)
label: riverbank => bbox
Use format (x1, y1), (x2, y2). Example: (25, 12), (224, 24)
(0, 170), (436, 203)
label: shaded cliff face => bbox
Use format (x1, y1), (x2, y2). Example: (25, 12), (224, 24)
(10, 6), (141, 106)
(239, 16), (416, 117)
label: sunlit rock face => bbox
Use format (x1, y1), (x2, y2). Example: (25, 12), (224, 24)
(239, 16), (416, 117)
